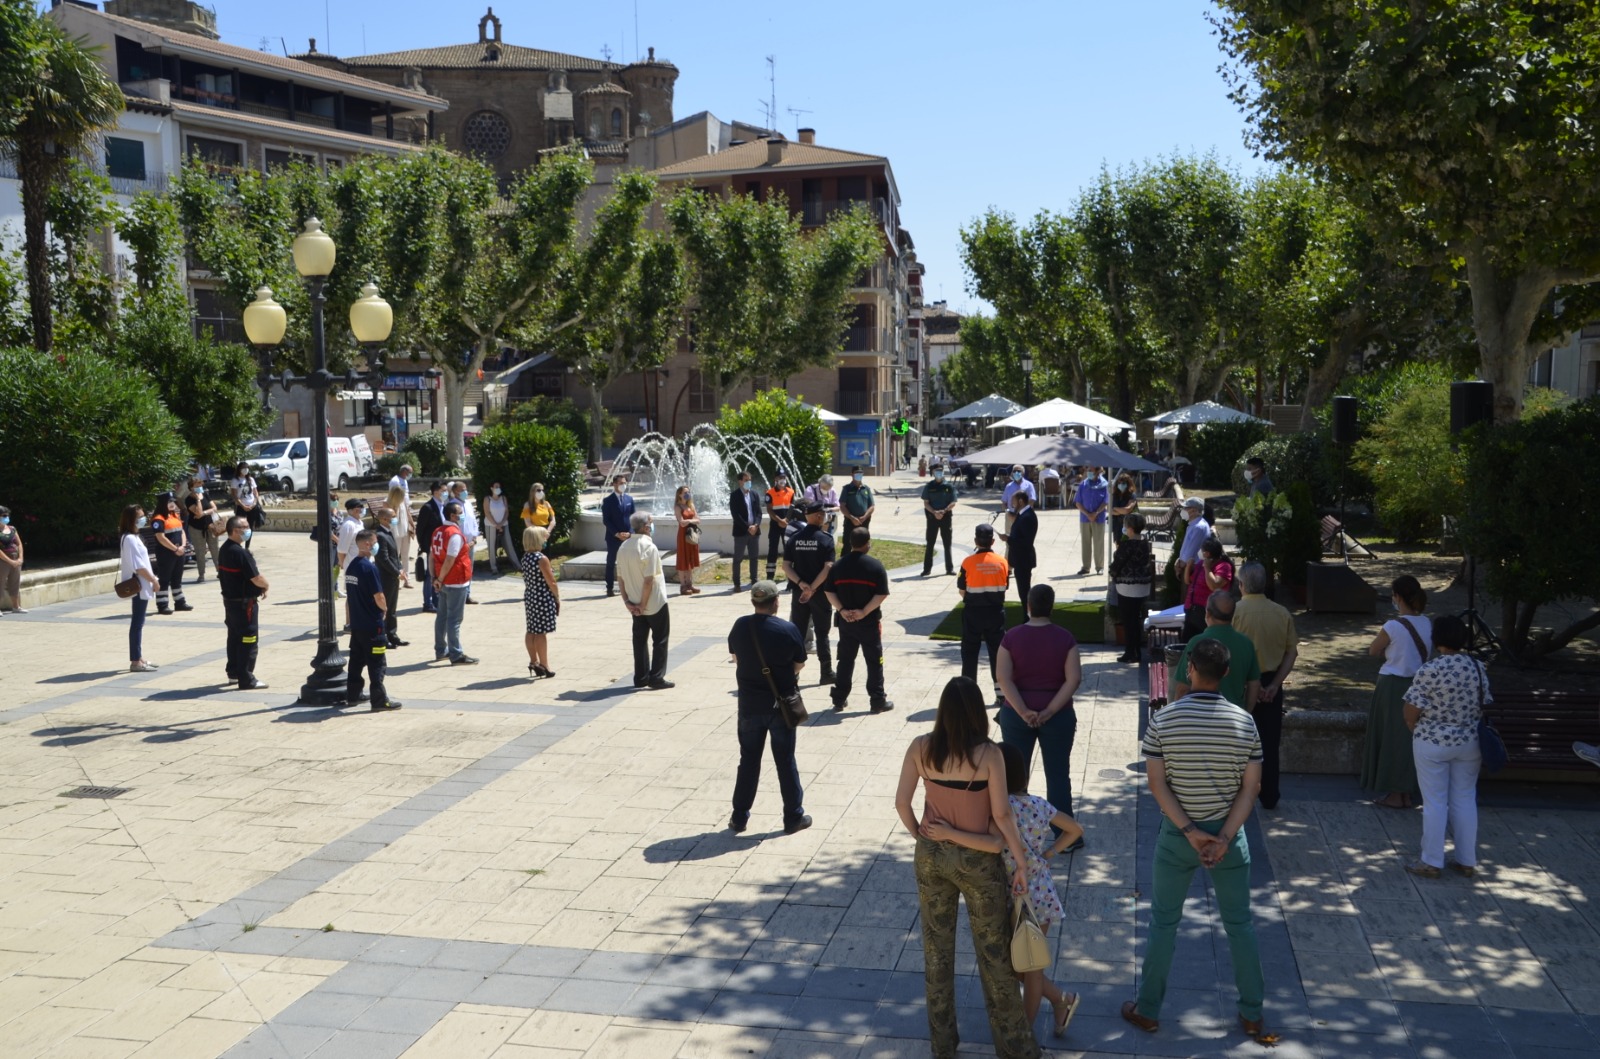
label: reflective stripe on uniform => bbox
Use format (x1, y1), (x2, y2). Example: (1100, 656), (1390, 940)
(372, 645), (386, 655)
(242, 636), (257, 644)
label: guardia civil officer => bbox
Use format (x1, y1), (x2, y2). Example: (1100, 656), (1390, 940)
(216, 516), (268, 690)
(346, 528), (401, 711)
(957, 522), (1010, 702)
(824, 527), (893, 713)
(783, 501), (836, 685)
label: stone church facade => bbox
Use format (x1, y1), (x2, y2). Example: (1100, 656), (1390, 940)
(294, 8), (678, 182)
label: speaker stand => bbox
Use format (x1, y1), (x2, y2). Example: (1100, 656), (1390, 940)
(1458, 553), (1506, 664)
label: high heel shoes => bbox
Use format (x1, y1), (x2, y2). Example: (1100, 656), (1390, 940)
(534, 664), (555, 678)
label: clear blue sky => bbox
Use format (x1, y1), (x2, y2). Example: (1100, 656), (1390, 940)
(210, 0), (1262, 314)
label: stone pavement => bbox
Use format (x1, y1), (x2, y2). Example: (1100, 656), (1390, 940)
(1, 468), (1598, 1058)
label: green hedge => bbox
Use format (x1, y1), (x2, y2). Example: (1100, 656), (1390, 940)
(716, 389), (833, 487)
(0, 347), (191, 556)
(1233, 432), (1338, 508)
(403, 429), (451, 475)
(467, 421), (583, 544)
(376, 451), (421, 479)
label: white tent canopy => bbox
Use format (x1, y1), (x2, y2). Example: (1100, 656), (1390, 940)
(796, 401), (848, 423)
(1144, 400), (1270, 426)
(991, 397), (1132, 436)
(938, 393), (1025, 421)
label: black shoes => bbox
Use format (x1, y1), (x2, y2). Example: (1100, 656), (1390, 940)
(451, 655), (479, 665)
(1062, 836), (1086, 854)
(348, 692), (370, 704)
(465, 598), (480, 605)
(389, 638), (409, 648)
(818, 670), (836, 685)
(783, 815), (813, 835)
(646, 678), (675, 690)
(370, 701), (402, 712)
(728, 814), (748, 833)
(175, 602), (194, 612)
(871, 701), (895, 714)
(606, 589), (616, 598)
(238, 678), (268, 691)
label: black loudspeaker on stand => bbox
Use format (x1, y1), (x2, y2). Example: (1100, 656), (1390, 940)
(1449, 380), (1502, 661)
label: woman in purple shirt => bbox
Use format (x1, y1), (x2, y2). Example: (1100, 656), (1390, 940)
(996, 583), (1084, 847)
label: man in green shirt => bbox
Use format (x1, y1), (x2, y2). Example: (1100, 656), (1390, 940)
(841, 467), (875, 531)
(1171, 591), (1261, 711)
(921, 469), (958, 576)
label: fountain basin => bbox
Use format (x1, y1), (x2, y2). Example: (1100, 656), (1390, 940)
(572, 508), (745, 556)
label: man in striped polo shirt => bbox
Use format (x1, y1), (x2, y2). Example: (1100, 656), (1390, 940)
(1123, 637), (1269, 1043)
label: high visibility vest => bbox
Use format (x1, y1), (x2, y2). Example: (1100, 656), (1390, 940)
(766, 486), (794, 513)
(431, 523), (472, 585)
(960, 549), (1009, 605)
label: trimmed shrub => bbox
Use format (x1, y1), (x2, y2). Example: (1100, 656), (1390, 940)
(467, 421), (583, 544)
(403, 429), (451, 475)
(0, 347), (191, 557)
(715, 388), (833, 487)
(1191, 419), (1273, 490)
(376, 451), (421, 479)
(1233, 432), (1337, 508)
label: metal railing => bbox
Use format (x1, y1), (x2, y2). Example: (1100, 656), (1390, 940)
(834, 389), (893, 416)
(0, 155), (170, 196)
(801, 196), (892, 229)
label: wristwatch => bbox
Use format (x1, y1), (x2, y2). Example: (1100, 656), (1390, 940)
(1179, 823), (1197, 835)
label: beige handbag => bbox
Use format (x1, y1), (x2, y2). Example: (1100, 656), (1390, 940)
(1010, 895), (1050, 973)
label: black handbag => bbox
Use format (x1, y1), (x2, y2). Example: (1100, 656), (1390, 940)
(752, 615), (808, 727)
(1474, 661), (1508, 774)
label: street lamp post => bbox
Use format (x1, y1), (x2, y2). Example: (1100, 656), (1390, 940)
(242, 219), (394, 706)
(1020, 351), (1035, 405)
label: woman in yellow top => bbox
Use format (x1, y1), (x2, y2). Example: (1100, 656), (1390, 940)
(521, 483), (556, 539)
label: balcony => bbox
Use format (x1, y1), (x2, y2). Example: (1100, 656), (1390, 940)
(801, 196), (893, 231)
(0, 155), (169, 196)
(834, 390), (893, 416)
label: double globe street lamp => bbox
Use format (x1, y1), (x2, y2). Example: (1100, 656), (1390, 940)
(241, 218), (394, 706)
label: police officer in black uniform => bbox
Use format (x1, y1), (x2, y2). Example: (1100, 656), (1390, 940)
(216, 515), (268, 690)
(783, 501), (836, 684)
(824, 527), (893, 713)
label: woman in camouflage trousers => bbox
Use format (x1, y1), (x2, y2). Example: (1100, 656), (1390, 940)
(896, 676), (1042, 1059)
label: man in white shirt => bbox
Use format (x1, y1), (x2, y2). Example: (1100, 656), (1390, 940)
(617, 511), (673, 690)
(336, 498), (366, 592)
(449, 482), (480, 603)
(483, 480), (517, 574)
(387, 463), (412, 501)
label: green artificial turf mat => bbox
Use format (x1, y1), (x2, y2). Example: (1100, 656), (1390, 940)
(929, 601), (1105, 643)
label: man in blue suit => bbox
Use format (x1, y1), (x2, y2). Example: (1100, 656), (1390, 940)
(728, 470), (763, 592)
(601, 474), (636, 598)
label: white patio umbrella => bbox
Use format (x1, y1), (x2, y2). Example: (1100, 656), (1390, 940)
(1144, 400), (1270, 426)
(991, 397), (1132, 436)
(938, 393), (1025, 421)
(796, 401), (848, 423)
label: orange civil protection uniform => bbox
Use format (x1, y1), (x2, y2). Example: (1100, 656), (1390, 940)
(957, 546), (1010, 691)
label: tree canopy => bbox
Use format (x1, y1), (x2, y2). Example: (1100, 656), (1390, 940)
(1214, 0), (1600, 420)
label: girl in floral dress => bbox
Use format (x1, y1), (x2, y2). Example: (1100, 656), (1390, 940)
(924, 742), (1085, 1040)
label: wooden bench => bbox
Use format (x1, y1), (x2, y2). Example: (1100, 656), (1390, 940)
(1482, 691), (1599, 772)
(1141, 503), (1182, 544)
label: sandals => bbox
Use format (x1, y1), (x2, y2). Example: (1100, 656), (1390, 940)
(1053, 992), (1080, 1037)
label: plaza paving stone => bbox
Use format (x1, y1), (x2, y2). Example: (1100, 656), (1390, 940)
(2, 467), (1598, 1057)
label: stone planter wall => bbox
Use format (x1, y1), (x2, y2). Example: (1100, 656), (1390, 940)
(16, 558), (121, 609)
(1281, 709), (1365, 775)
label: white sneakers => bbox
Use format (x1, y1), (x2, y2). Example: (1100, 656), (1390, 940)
(129, 661), (159, 673)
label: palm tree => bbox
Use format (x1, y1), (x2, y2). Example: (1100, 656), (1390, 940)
(0, 16), (122, 351)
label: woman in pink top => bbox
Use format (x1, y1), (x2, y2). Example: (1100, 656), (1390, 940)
(896, 677), (1040, 1059)
(997, 584), (1084, 841)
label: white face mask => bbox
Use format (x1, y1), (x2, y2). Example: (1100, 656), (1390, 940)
(491, 487), (501, 496)
(535, 490), (545, 500)
(614, 484), (625, 494)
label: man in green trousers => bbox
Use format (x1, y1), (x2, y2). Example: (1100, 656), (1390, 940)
(1122, 636), (1269, 1043)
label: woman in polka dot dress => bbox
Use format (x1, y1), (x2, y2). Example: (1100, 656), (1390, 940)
(520, 525), (559, 678)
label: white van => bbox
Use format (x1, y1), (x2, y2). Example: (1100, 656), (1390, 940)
(348, 435), (376, 475)
(243, 436), (364, 494)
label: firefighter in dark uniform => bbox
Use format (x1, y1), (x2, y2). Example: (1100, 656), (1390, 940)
(345, 528), (401, 711)
(216, 515), (268, 690)
(824, 527), (893, 713)
(783, 501), (836, 684)
(957, 522), (1010, 702)
(764, 471), (796, 582)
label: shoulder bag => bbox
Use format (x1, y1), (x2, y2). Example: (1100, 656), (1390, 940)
(114, 575), (141, 599)
(1010, 895), (1051, 973)
(751, 616), (808, 727)
(1396, 616), (1431, 666)
(1474, 660), (1508, 775)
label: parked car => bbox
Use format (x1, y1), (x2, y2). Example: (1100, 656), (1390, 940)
(242, 436), (364, 494)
